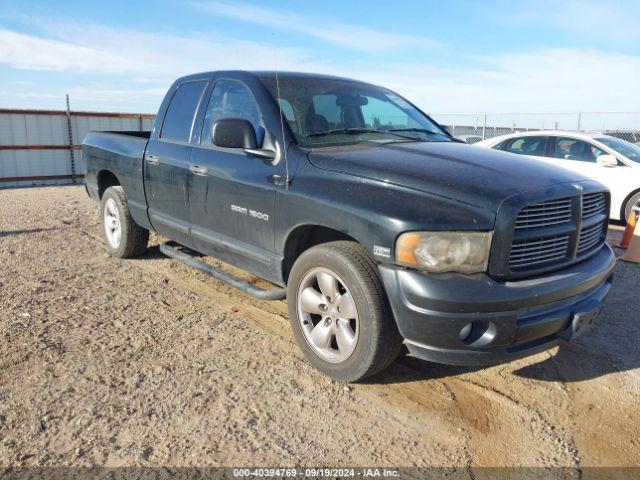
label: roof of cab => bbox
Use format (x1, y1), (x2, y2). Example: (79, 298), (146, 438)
(175, 70), (376, 85)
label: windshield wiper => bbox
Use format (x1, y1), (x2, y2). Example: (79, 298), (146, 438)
(307, 128), (418, 141)
(387, 128), (444, 136)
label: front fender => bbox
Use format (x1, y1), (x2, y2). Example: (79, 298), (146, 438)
(275, 159), (496, 266)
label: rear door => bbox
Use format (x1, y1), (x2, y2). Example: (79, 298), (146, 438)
(188, 78), (283, 279)
(144, 80), (207, 244)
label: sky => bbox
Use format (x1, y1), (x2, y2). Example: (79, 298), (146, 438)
(1, 0), (639, 128)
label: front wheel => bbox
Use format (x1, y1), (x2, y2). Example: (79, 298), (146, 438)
(100, 186), (149, 258)
(286, 241), (402, 382)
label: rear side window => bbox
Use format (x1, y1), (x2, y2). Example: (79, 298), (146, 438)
(503, 136), (548, 157)
(160, 80), (207, 142)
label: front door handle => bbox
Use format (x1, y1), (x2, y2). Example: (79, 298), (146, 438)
(190, 164), (209, 176)
(147, 154), (160, 165)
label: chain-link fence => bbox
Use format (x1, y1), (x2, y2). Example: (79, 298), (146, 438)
(431, 112), (640, 144)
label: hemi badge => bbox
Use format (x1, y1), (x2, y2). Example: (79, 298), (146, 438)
(373, 245), (391, 258)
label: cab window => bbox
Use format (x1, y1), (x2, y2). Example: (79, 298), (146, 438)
(553, 137), (605, 163)
(160, 80), (207, 143)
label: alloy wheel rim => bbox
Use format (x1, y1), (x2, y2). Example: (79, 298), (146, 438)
(297, 267), (359, 363)
(104, 198), (122, 249)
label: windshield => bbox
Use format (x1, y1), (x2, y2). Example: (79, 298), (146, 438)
(596, 137), (640, 163)
(259, 76), (452, 148)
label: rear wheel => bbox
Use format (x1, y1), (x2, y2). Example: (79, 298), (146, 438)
(623, 191), (640, 223)
(100, 186), (149, 258)
(287, 241), (402, 382)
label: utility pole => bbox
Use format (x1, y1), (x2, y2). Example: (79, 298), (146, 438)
(482, 113), (487, 140)
(576, 112), (582, 132)
(66, 94), (76, 183)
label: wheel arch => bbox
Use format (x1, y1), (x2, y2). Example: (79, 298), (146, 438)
(282, 224), (359, 283)
(97, 170), (121, 199)
(621, 187), (640, 221)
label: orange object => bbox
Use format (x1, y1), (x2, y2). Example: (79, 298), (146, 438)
(618, 210), (639, 249)
(621, 221), (640, 263)
(396, 232), (421, 266)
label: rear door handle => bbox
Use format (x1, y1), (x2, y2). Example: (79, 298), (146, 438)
(147, 154), (160, 165)
(190, 164), (209, 176)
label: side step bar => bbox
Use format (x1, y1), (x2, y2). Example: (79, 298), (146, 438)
(159, 242), (286, 301)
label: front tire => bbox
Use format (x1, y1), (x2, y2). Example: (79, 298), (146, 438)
(286, 241), (402, 382)
(100, 186), (149, 258)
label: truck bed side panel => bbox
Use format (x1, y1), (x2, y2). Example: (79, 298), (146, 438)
(83, 131), (153, 231)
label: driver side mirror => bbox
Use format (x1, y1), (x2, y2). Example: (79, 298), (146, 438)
(596, 154), (618, 167)
(211, 118), (276, 160)
(212, 118), (258, 149)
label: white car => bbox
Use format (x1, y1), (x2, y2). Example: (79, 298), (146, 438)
(477, 131), (640, 221)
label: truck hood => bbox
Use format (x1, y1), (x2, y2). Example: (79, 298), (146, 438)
(308, 141), (591, 212)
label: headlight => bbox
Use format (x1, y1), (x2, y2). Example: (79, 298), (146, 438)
(396, 231), (493, 273)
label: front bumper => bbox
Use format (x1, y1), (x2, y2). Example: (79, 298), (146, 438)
(379, 245), (616, 366)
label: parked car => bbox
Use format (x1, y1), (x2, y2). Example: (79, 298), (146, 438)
(477, 131), (640, 221)
(83, 71), (615, 382)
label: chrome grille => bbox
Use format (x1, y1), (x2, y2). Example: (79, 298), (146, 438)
(507, 191), (608, 274)
(582, 192), (607, 219)
(514, 198), (572, 230)
(509, 234), (570, 269)
(578, 221), (606, 255)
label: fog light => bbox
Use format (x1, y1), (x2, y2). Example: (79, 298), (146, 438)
(459, 321), (497, 348)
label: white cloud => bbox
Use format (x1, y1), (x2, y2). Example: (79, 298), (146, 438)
(0, 28), (138, 72)
(193, 0), (440, 52)
(1, 15), (639, 121)
(0, 22), (318, 80)
(319, 47), (640, 129)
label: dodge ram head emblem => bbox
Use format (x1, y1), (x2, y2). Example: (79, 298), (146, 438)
(572, 183), (584, 192)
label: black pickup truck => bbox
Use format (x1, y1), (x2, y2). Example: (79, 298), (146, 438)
(83, 71), (615, 382)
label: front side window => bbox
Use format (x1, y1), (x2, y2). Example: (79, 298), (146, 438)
(503, 136), (547, 157)
(553, 137), (605, 163)
(160, 80), (207, 143)
(596, 137), (640, 163)
(259, 76), (451, 148)
(493, 139), (510, 150)
(201, 79), (264, 145)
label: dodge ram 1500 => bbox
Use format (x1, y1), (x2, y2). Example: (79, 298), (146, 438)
(83, 71), (615, 382)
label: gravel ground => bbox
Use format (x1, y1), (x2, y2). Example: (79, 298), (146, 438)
(0, 185), (639, 469)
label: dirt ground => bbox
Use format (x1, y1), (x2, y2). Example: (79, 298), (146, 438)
(0, 185), (639, 469)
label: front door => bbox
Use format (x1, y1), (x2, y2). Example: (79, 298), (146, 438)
(188, 78), (284, 280)
(548, 136), (614, 182)
(144, 79), (208, 245)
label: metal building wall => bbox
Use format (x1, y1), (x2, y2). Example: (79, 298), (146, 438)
(0, 109), (155, 188)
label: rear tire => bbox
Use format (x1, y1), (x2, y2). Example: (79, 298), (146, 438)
(100, 186), (149, 258)
(623, 191), (640, 223)
(286, 241), (402, 382)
